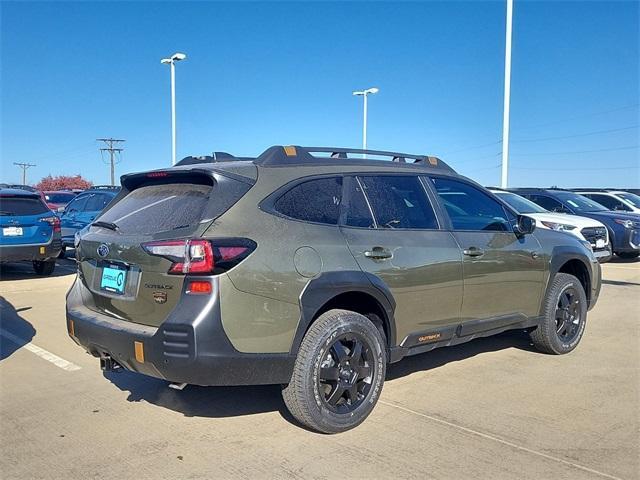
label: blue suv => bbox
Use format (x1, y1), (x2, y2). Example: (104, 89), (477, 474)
(59, 186), (119, 256)
(0, 188), (62, 275)
(511, 188), (640, 260)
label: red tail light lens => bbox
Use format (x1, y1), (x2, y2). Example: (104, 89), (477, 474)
(186, 280), (212, 295)
(141, 238), (255, 275)
(39, 216), (61, 233)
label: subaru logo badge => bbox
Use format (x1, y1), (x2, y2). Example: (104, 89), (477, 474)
(97, 244), (110, 258)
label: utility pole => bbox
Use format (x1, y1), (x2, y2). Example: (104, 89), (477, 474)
(501, 0), (514, 188)
(13, 162), (36, 185)
(97, 138), (125, 185)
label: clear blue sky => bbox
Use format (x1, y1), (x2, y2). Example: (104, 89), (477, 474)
(1, 1), (638, 188)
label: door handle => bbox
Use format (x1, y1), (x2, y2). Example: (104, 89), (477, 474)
(364, 247), (393, 260)
(463, 247), (485, 257)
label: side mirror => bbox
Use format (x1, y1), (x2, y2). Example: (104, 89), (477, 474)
(514, 215), (535, 236)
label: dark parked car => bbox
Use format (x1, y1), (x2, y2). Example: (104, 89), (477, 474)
(0, 188), (62, 275)
(67, 146), (601, 433)
(59, 186), (119, 257)
(511, 188), (640, 259)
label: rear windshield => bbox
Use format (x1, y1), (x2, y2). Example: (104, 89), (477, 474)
(0, 196), (50, 216)
(44, 192), (76, 203)
(98, 183), (212, 234)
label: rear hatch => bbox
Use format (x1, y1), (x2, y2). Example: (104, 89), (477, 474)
(0, 194), (56, 245)
(76, 168), (254, 327)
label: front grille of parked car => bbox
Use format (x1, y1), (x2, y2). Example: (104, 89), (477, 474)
(162, 327), (192, 359)
(581, 227), (608, 248)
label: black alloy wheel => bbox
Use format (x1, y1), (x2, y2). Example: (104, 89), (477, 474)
(555, 286), (582, 343)
(317, 333), (375, 414)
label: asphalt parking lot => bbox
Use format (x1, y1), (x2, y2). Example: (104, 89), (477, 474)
(0, 256), (638, 480)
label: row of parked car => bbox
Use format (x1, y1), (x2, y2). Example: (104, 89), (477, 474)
(0, 178), (639, 276)
(0, 184), (120, 275)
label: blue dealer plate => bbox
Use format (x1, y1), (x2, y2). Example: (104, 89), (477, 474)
(100, 264), (128, 295)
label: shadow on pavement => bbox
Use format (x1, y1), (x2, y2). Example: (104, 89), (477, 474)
(386, 329), (536, 381)
(103, 330), (536, 425)
(104, 369), (287, 419)
(608, 255), (639, 264)
(0, 258), (76, 281)
(0, 297), (36, 360)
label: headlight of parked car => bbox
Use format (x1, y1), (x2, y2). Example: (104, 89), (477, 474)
(540, 221), (577, 231)
(614, 219), (634, 229)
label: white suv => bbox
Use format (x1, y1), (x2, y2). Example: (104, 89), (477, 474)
(490, 189), (612, 262)
(574, 190), (640, 214)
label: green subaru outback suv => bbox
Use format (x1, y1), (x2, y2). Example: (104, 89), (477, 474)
(66, 145), (601, 433)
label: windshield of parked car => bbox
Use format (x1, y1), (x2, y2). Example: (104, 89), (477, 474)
(44, 192), (76, 203)
(493, 191), (547, 214)
(554, 192), (608, 212)
(617, 192), (640, 208)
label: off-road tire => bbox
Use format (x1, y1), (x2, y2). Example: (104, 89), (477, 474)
(616, 251), (639, 260)
(282, 309), (386, 434)
(33, 260), (55, 276)
(530, 273), (587, 354)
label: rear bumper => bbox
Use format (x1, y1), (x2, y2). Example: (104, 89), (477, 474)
(65, 277), (295, 386)
(0, 239), (61, 262)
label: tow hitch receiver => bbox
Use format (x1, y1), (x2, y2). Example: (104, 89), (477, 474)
(100, 355), (122, 372)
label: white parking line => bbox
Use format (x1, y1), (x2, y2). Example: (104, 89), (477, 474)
(603, 265), (640, 270)
(380, 400), (623, 480)
(0, 329), (81, 372)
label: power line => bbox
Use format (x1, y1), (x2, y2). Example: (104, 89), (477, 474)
(510, 145), (638, 156)
(517, 103), (640, 131)
(513, 165), (638, 171)
(13, 162), (36, 185)
(512, 125), (638, 143)
(97, 138), (125, 186)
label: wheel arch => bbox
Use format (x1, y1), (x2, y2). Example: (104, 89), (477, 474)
(293, 271), (397, 357)
(545, 247), (596, 313)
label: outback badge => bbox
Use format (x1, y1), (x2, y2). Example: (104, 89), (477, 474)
(153, 292), (168, 304)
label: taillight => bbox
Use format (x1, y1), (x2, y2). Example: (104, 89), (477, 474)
(39, 216), (61, 233)
(141, 238), (255, 275)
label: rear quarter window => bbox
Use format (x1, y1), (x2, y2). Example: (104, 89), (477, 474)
(0, 196), (50, 216)
(274, 177), (343, 225)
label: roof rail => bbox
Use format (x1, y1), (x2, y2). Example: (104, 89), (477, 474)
(87, 185), (121, 190)
(176, 152), (241, 166)
(254, 145), (455, 173)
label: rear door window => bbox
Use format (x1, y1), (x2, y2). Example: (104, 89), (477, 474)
(0, 196), (49, 216)
(430, 177), (510, 231)
(344, 177), (375, 228)
(98, 183), (213, 235)
(274, 177), (342, 225)
(359, 175), (438, 229)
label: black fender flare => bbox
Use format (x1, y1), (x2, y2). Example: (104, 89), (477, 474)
(290, 271), (397, 355)
(542, 246), (598, 314)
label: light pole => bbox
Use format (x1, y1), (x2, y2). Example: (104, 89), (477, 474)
(501, 0), (514, 188)
(353, 87), (379, 156)
(161, 52), (187, 165)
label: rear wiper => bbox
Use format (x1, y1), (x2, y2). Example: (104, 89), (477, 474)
(0, 211), (15, 216)
(92, 221), (119, 231)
